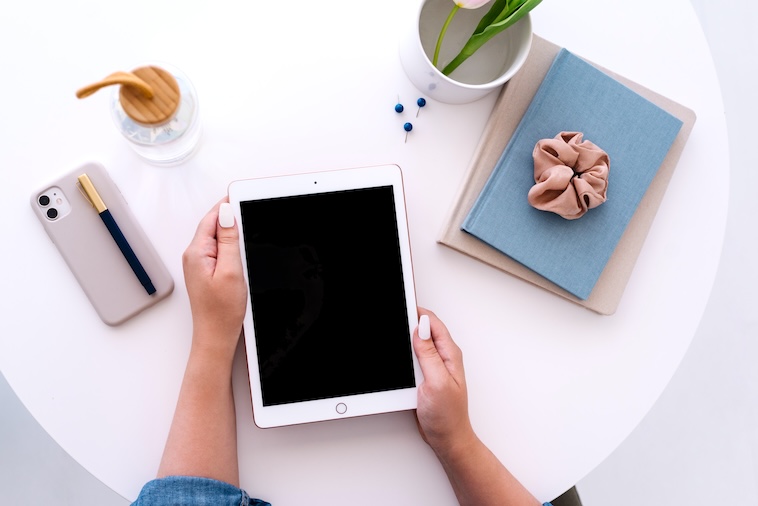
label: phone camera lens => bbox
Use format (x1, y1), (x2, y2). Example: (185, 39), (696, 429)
(46, 208), (59, 220)
(38, 195), (50, 206)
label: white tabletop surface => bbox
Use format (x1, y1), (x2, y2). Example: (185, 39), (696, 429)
(0, 0), (727, 503)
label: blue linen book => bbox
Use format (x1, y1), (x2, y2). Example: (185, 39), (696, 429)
(462, 49), (684, 300)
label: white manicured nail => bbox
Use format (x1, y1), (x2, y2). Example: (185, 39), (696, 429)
(418, 315), (431, 340)
(218, 203), (235, 228)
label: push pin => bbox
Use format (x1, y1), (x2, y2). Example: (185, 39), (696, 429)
(416, 97), (426, 117)
(395, 96), (404, 113)
(404, 122), (413, 143)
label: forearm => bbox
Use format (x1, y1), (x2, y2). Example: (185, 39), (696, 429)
(157, 338), (239, 486)
(435, 432), (540, 506)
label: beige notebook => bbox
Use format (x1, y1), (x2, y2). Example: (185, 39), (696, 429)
(438, 35), (696, 315)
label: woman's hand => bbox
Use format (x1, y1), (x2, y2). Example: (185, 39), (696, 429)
(182, 199), (247, 360)
(158, 199), (247, 485)
(413, 308), (541, 506)
(413, 307), (476, 457)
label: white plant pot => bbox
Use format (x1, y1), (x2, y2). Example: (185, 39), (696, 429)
(399, 0), (533, 104)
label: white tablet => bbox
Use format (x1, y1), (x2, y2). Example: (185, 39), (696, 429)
(228, 165), (421, 428)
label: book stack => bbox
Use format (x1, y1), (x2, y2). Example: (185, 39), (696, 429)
(439, 35), (696, 315)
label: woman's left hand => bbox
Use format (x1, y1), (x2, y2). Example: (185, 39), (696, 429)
(182, 199), (247, 359)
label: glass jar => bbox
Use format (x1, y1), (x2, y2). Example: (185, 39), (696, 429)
(108, 62), (201, 166)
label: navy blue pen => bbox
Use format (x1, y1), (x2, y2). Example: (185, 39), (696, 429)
(77, 174), (156, 295)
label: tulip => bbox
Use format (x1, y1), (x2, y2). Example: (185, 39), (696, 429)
(433, 0), (543, 76)
(433, 0), (493, 68)
(457, 0), (493, 6)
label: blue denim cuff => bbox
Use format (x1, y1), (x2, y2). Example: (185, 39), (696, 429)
(131, 475), (270, 506)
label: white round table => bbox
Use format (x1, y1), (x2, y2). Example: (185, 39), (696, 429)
(0, 0), (727, 503)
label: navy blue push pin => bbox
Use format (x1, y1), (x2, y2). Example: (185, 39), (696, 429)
(416, 97), (426, 117)
(395, 96), (404, 113)
(404, 122), (413, 143)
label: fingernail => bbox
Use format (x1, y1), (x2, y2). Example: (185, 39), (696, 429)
(418, 315), (431, 340)
(218, 203), (235, 228)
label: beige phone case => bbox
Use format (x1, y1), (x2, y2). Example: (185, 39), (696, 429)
(30, 162), (174, 325)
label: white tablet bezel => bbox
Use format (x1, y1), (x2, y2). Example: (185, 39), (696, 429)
(228, 164), (421, 428)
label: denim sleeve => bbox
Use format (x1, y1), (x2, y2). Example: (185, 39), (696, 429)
(131, 476), (271, 506)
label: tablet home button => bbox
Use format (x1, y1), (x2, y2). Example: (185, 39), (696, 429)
(336, 403), (347, 415)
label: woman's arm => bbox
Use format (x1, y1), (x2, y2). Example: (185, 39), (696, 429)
(156, 200), (248, 486)
(414, 308), (541, 506)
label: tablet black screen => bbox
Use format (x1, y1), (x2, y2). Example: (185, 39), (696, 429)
(240, 185), (415, 406)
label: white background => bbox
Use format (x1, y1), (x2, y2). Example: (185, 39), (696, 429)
(577, 0), (758, 503)
(1, 0), (755, 504)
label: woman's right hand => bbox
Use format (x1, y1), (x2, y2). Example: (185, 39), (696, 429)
(413, 307), (476, 457)
(413, 308), (542, 506)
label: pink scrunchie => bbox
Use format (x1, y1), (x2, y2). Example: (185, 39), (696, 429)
(527, 132), (610, 220)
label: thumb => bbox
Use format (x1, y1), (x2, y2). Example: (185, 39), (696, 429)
(413, 315), (448, 383)
(216, 202), (242, 265)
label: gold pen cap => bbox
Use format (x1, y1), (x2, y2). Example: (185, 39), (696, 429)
(77, 174), (107, 213)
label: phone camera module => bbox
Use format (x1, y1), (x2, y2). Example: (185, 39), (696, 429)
(37, 186), (70, 221)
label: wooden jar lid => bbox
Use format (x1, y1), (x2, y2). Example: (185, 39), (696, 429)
(76, 65), (180, 125)
(119, 66), (179, 124)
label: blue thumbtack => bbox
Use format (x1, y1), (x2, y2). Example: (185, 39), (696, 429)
(416, 97), (426, 117)
(395, 96), (404, 113)
(404, 122), (413, 143)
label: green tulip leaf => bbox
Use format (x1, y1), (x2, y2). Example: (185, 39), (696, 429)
(474, 0), (508, 33)
(442, 0), (542, 76)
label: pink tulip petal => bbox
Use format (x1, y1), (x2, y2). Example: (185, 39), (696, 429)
(455, 0), (493, 9)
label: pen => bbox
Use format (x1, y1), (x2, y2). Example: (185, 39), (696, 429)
(77, 174), (156, 295)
